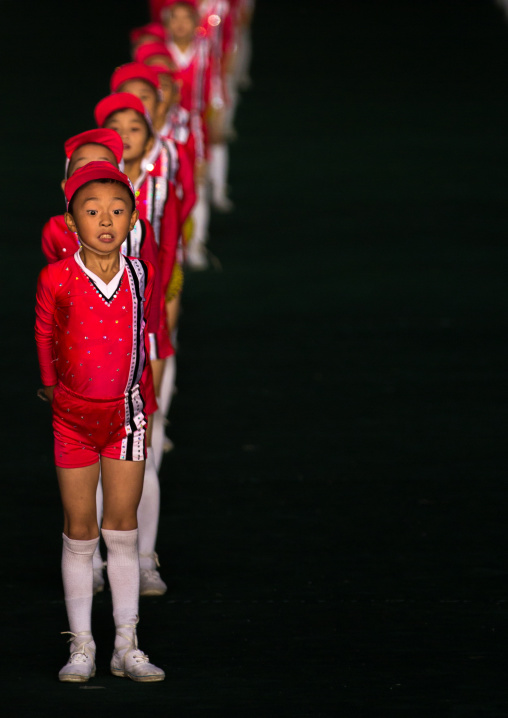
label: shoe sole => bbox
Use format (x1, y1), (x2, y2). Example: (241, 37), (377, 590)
(59, 668), (96, 683)
(111, 668), (165, 682)
(139, 588), (167, 597)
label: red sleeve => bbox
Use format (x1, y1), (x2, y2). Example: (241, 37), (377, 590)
(157, 183), (179, 294)
(149, 0), (166, 21)
(41, 218), (61, 264)
(35, 265), (58, 387)
(143, 259), (155, 328)
(185, 129), (196, 167)
(176, 143), (197, 222)
(222, 12), (234, 55)
(203, 55), (212, 111)
(139, 220), (161, 335)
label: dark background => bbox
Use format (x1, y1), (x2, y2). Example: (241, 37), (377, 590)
(2, 0), (508, 715)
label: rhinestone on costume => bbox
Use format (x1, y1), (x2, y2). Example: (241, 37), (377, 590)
(208, 13), (221, 26)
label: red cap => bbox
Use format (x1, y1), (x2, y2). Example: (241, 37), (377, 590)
(64, 129), (124, 164)
(110, 62), (160, 92)
(64, 161), (135, 206)
(94, 92), (149, 128)
(162, 0), (198, 9)
(134, 42), (173, 65)
(130, 22), (166, 45)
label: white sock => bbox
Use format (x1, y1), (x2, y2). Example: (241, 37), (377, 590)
(190, 183), (210, 246)
(101, 528), (139, 637)
(160, 354), (176, 418)
(93, 476), (104, 570)
(61, 533), (98, 639)
(151, 409), (165, 472)
(209, 144), (229, 202)
(137, 448), (160, 571)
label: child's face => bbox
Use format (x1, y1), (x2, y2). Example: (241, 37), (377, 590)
(104, 109), (152, 162)
(145, 55), (176, 72)
(118, 79), (159, 121)
(157, 74), (175, 110)
(68, 143), (118, 177)
(65, 181), (137, 255)
(165, 5), (196, 43)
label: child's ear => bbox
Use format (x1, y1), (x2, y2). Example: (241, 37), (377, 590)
(129, 209), (139, 231)
(64, 212), (77, 234)
(60, 179), (66, 193)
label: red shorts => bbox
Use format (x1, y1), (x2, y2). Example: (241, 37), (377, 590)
(52, 383), (146, 469)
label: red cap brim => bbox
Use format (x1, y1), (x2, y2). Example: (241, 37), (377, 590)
(110, 62), (160, 92)
(94, 92), (150, 129)
(64, 161), (135, 206)
(64, 129), (124, 164)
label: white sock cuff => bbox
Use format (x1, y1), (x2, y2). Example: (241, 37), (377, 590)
(62, 534), (99, 555)
(101, 528), (138, 554)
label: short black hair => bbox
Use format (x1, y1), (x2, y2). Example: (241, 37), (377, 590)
(68, 178), (135, 215)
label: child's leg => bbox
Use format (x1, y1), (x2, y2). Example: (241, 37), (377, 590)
(56, 462), (100, 682)
(138, 447), (167, 596)
(92, 474), (105, 594)
(101, 456), (143, 627)
(187, 179), (210, 269)
(101, 456), (164, 682)
(209, 143), (233, 212)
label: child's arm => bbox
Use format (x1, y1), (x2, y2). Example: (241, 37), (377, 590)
(35, 266), (58, 393)
(41, 218), (62, 264)
(176, 142), (196, 223)
(157, 184), (180, 296)
(139, 221), (162, 337)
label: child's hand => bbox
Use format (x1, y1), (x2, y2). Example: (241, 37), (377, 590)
(37, 386), (55, 403)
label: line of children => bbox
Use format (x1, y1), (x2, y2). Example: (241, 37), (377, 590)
(35, 0), (254, 684)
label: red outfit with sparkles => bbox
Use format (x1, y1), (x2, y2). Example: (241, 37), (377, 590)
(35, 254), (155, 467)
(41, 216), (172, 361)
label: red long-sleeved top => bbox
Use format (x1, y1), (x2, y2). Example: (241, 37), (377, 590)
(35, 254), (154, 400)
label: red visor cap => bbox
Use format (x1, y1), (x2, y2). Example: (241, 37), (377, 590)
(110, 62), (160, 92)
(134, 42), (173, 65)
(162, 0), (198, 9)
(64, 129), (124, 164)
(94, 92), (148, 128)
(64, 161), (135, 206)
(130, 22), (165, 44)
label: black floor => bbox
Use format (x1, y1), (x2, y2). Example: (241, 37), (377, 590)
(3, 0), (508, 715)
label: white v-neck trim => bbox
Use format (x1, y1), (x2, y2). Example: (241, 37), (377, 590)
(75, 250), (126, 299)
(169, 41), (196, 69)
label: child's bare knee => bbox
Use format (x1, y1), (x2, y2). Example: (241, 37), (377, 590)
(65, 520), (99, 541)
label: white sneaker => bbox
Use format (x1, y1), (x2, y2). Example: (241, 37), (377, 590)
(212, 195), (234, 213)
(93, 567), (105, 595)
(163, 434), (174, 453)
(111, 624), (165, 682)
(58, 632), (96, 683)
(139, 553), (167, 596)
(185, 244), (209, 270)
(140, 568), (168, 596)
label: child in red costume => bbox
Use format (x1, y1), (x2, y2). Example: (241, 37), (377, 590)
(35, 162), (165, 683)
(162, 0), (213, 268)
(198, 0), (235, 212)
(95, 92), (179, 466)
(40, 129), (169, 596)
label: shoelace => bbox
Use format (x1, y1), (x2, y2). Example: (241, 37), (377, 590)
(61, 631), (94, 663)
(115, 621), (152, 664)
